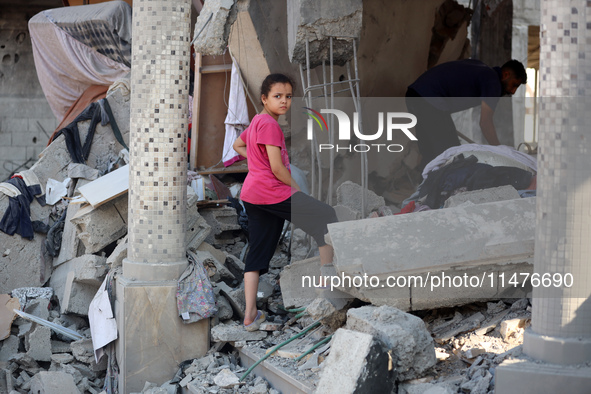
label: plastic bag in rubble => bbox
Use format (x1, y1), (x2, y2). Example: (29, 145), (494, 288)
(177, 251), (218, 324)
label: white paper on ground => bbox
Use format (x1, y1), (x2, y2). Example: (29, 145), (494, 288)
(88, 277), (118, 363)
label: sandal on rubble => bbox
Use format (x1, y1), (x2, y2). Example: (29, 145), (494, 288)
(244, 310), (266, 332)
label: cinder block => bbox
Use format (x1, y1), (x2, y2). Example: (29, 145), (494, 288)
(0, 146), (26, 162)
(12, 132), (41, 147)
(2, 118), (29, 133)
(200, 206), (241, 246)
(316, 328), (395, 393)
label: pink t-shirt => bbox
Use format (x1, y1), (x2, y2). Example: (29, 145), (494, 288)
(239, 114), (293, 205)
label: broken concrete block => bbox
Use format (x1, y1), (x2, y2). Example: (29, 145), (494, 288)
(50, 255), (108, 315)
(336, 181), (385, 217)
(464, 347), (486, 359)
(51, 340), (71, 354)
(186, 209), (211, 251)
(196, 242), (226, 268)
(215, 282), (245, 320)
(306, 297), (337, 320)
(434, 312), (485, 344)
(398, 382), (456, 394)
(500, 317), (530, 340)
(280, 256), (321, 308)
(25, 325), (52, 362)
(287, 0), (363, 66)
(24, 298), (49, 321)
(192, 0), (238, 56)
(0, 294), (20, 340)
(70, 339), (107, 371)
(70, 194), (128, 254)
(54, 203), (83, 267)
(213, 368), (240, 388)
(106, 234), (127, 269)
(216, 295), (233, 321)
(67, 163), (99, 181)
(30, 371), (79, 394)
(0, 335), (20, 362)
(333, 204), (361, 222)
(210, 323), (266, 342)
(191, 250), (235, 284)
(443, 185), (521, 208)
(257, 274), (276, 302)
(60, 273), (99, 316)
(50, 353), (74, 364)
(259, 322), (282, 332)
(316, 328), (395, 393)
(346, 305), (436, 381)
(224, 252), (245, 279)
(200, 206), (242, 246)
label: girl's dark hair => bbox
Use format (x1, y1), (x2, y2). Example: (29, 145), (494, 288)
(260, 73), (296, 99)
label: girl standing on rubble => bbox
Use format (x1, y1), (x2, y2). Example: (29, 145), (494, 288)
(233, 73), (338, 331)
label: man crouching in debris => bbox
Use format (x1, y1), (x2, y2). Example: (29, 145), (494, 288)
(233, 73), (338, 332)
(406, 59), (527, 169)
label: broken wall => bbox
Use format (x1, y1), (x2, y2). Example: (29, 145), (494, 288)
(0, 1), (62, 182)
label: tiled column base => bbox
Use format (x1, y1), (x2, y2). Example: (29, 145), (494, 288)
(523, 328), (591, 365)
(122, 258), (188, 282)
(496, 359), (591, 394)
(115, 276), (209, 393)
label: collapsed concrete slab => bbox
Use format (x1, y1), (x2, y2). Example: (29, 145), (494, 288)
(0, 90), (129, 293)
(316, 328), (395, 393)
(346, 305), (436, 381)
(29, 371), (79, 394)
(328, 198), (536, 310)
(287, 0), (363, 67)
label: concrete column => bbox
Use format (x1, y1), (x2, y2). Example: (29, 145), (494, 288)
(496, 1), (591, 392)
(116, 0), (208, 392)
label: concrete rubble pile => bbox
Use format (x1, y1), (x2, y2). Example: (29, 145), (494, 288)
(0, 289), (108, 393)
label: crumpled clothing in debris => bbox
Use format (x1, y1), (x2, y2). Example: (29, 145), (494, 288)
(418, 154), (533, 209)
(177, 251), (218, 324)
(54, 101), (108, 164)
(0, 176), (46, 239)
